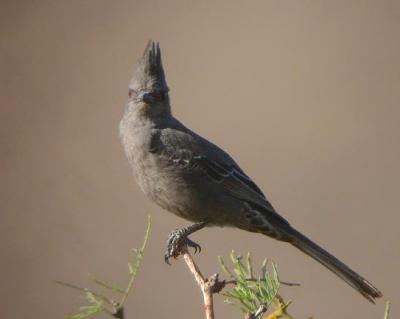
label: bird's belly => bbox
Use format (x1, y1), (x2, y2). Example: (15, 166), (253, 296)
(132, 153), (250, 225)
(146, 173), (206, 221)
(134, 158), (218, 222)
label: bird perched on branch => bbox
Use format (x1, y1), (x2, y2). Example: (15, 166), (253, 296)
(119, 41), (382, 302)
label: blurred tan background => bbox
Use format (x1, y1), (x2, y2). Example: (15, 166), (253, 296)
(1, 1), (399, 318)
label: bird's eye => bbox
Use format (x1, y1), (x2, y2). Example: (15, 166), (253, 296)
(128, 89), (134, 98)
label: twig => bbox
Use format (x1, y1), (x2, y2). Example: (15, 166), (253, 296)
(89, 275), (125, 294)
(181, 246), (224, 319)
(58, 216), (152, 319)
(224, 278), (300, 287)
(55, 281), (114, 305)
(384, 301), (390, 319)
(181, 248), (297, 319)
(116, 215), (152, 315)
(111, 301), (124, 319)
(245, 304), (268, 319)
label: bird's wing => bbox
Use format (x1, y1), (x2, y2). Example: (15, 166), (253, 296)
(151, 127), (289, 225)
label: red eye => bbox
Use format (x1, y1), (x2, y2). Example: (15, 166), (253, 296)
(128, 89), (133, 98)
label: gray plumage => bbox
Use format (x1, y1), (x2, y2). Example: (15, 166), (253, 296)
(119, 41), (382, 302)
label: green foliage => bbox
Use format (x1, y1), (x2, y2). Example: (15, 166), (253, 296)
(219, 251), (292, 319)
(58, 219), (391, 319)
(57, 216), (151, 319)
(219, 251), (391, 319)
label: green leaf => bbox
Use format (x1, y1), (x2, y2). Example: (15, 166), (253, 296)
(59, 216), (152, 319)
(89, 275), (124, 294)
(128, 262), (134, 275)
(220, 251), (287, 317)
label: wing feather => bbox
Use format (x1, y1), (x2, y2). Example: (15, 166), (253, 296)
(149, 127), (289, 225)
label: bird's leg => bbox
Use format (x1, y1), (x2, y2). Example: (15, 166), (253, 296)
(164, 221), (207, 264)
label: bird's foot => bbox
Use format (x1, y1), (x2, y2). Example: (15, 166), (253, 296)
(164, 222), (207, 264)
(164, 231), (201, 264)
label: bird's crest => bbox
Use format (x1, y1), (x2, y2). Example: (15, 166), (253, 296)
(129, 40), (169, 94)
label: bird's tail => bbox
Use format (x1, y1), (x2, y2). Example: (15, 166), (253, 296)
(280, 225), (382, 302)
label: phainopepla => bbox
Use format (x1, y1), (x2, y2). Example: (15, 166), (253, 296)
(119, 41), (382, 302)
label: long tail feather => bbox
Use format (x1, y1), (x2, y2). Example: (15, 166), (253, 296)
(281, 226), (382, 302)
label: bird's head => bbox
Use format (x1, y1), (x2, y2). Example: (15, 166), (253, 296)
(128, 41), (170, 118)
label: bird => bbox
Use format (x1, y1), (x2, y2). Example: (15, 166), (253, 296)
(119, 41), (382, 303)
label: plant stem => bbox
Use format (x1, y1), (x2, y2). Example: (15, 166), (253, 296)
(116, 215), (152, 313)
(182, 247), (215, 319)
(384, 301), (390, 319)
(224, 278), (300, 287)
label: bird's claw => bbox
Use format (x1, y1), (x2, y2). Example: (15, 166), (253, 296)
(187, 238), (201, 254)
(164, 228), (202, 264)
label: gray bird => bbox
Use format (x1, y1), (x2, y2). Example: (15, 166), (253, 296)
(119, 41), (382, 302)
